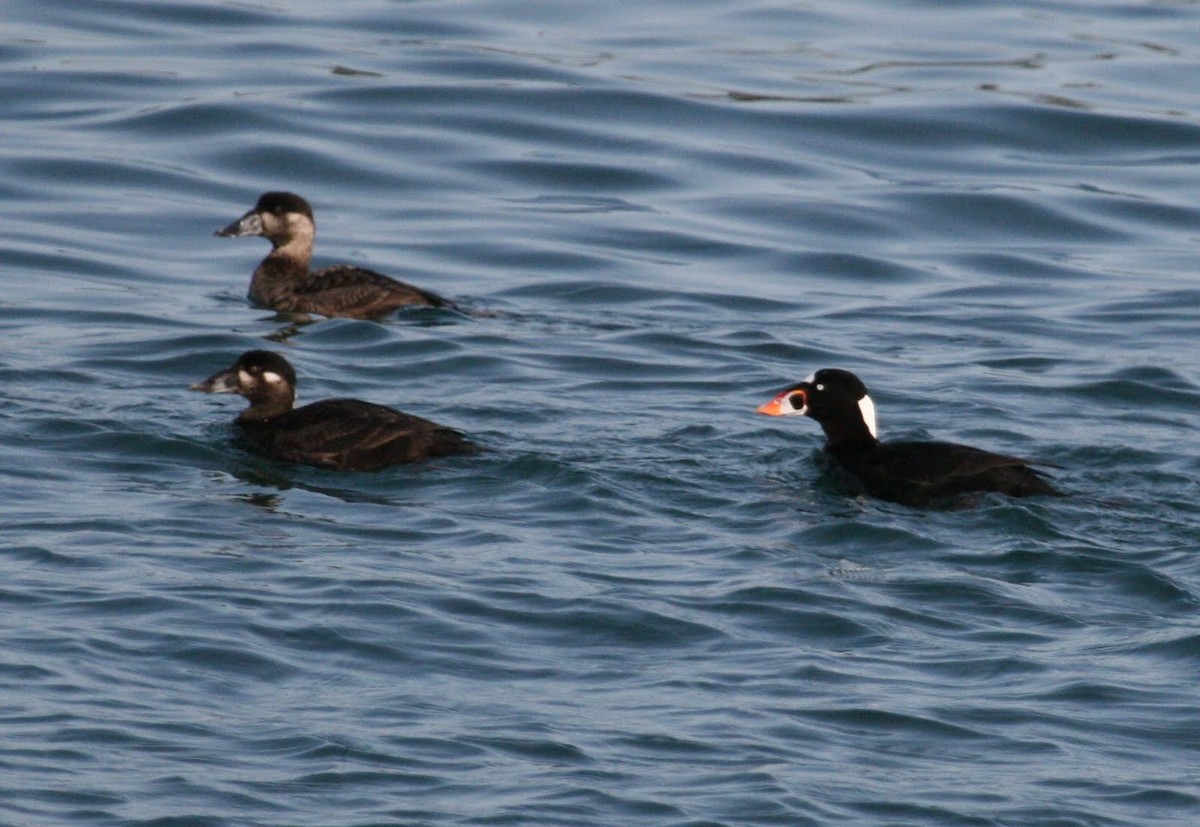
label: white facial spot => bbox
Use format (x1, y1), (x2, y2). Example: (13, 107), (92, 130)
(238, 369), (254, 387)
(857, 393), (878, 439)
(261, 371), (286, 386)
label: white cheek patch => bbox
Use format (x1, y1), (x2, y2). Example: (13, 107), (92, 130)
(858, 393), (878, 439)
(261, 371), (286, 386)
(238, 369), (254, 387)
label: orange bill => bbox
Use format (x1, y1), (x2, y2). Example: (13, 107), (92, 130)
(757, 388), (803, 416)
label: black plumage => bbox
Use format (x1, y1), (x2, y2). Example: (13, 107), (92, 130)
(216, 192), (454, 319)
(757, 368), (1059, 506)
(191, 350), (476, 470)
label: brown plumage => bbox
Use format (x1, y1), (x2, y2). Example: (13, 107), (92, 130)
(190, 350), (477, 471)
(216, 192), (454, 319)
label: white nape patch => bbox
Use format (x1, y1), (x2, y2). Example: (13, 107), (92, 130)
(803, 372), (815, 384)
(857, 393), (878, 439)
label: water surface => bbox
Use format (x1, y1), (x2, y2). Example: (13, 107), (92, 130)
(2, 1), (1199, 825)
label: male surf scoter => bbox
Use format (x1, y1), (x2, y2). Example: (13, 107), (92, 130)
(756, 368), (1059, 506)
(190, 349), (476, 470)
(216, 191), (454, 318)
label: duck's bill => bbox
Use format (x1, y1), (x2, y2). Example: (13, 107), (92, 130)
(214, 211), (263, 238)
(190, 368), (238, 394)
(756, 388), (806, 417)
(756, 395), (786, 416)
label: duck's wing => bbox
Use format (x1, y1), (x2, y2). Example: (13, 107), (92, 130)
(853, 441), (1059, 503)
(270, 399), (475, 470)
(293, 266), (454, 317)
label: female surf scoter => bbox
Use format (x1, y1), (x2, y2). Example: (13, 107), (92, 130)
(756, 368), (1059, 506)
(190, 349), (476, 470)
(216, 191), (454, 318)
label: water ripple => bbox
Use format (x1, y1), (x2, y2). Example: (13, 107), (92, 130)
(3, 0), (1200, 825)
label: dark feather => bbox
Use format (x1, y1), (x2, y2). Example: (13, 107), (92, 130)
(291, 265), (453, 317)
(239, 399), (477, 471)
(835, 440), (1059, 506)
(192, 350), (477, 471)
(220, 191), (455, 319)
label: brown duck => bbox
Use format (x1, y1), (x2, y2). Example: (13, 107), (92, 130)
(216, 192), (455, 319)
(191, 350), (477, 470)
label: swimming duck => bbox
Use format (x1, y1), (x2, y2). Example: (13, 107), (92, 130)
(757, 368), (1059, 505)
(216, 191), (454, 318)
(191, 349), (477, 470)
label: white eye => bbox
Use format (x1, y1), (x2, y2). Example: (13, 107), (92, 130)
(815, 383), (825, 391)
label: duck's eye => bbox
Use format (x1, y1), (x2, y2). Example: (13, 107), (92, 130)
(814, 383), (824, 392)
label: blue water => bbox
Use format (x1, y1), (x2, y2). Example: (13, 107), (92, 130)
(3, 1), (1199, 824)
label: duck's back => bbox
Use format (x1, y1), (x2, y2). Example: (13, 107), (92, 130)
(835, 440), (1059, 505)
(251, 261), (452, 319)
(296, 265), (454, 317)
(239, 398), (477, 470)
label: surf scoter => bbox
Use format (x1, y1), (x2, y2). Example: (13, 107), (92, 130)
(216, 191), (454, 318)
(756, 368), (1059, 505)
(190, 349), (477, 470)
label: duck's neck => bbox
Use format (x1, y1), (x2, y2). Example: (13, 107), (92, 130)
(266, 227), (313, 269)
(820, 419), (879, 456)
(236, 395), (294, 422)
(270, 225), (312, 264)
(249, 246), (312, 308)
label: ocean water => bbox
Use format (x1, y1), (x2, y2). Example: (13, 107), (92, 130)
(2, 1), (1199, 825)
